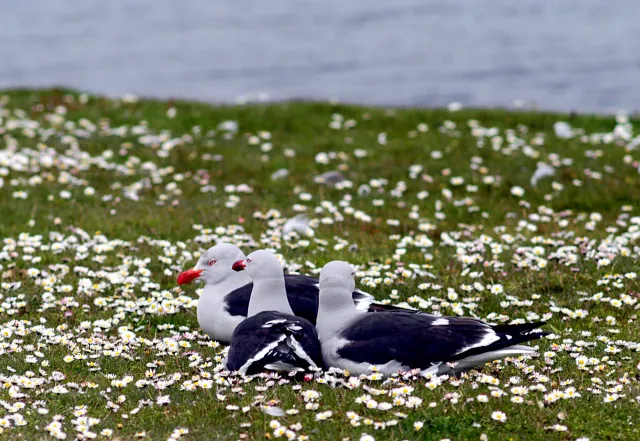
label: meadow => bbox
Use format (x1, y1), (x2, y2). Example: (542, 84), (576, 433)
(0, 88), (638, 441)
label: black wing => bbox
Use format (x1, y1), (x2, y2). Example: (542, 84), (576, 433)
(226, 311), (324, 375)
(338, 313), (546, 370)
(223, 274), (380, 323)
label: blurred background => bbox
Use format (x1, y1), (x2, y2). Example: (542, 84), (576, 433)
(2, 0), (639, 113)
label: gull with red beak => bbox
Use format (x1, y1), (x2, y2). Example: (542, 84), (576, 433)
(225, 249), (324, 374)
(177, 243), (250, 343)
(177, 243), (404, 344)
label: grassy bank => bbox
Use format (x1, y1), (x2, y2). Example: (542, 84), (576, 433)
(0, 88), (638, 441)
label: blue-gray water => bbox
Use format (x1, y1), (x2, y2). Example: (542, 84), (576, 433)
(2, 0), (640, 112)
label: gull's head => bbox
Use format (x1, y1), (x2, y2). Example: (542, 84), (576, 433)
(177, 243), (246, 286)
(232, 249), (282, 282)
(319, 260), (355, 294)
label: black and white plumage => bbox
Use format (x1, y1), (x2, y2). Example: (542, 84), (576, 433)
(177, 243), (401, 343)
(223, 274), (380, 320)
(224, 250), (324, 374)
(226, 311), (323, 374)
(317, 261), (548, 376)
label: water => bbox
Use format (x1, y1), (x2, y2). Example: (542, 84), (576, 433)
(2, 0), (639, 113)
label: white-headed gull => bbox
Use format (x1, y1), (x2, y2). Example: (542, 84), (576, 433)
(177, 243), (398, 343)
(316, 261), (548, 376)
(225, 250), (324, 374)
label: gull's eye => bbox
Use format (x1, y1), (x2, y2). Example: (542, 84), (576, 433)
(351, 271), (355, 276)
(246, 258), (252, 264)
(208, 259), (216, 266)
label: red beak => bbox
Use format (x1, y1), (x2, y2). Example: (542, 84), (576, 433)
(232, 260), (246, 272)
(177, 268), (203, 285)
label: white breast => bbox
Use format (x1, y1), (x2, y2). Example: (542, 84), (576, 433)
(197, 291), (243, 343)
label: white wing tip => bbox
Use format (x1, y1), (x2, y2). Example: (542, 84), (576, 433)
(264, 362), (304, 372)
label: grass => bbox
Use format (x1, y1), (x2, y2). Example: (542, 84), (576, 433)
(0, 87), (639, 441)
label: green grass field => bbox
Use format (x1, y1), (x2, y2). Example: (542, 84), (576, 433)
(0, 88), (639, 441)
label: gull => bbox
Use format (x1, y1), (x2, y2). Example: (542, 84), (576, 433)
(316, 261), (548, 376)
(225, 250), (323, 374)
